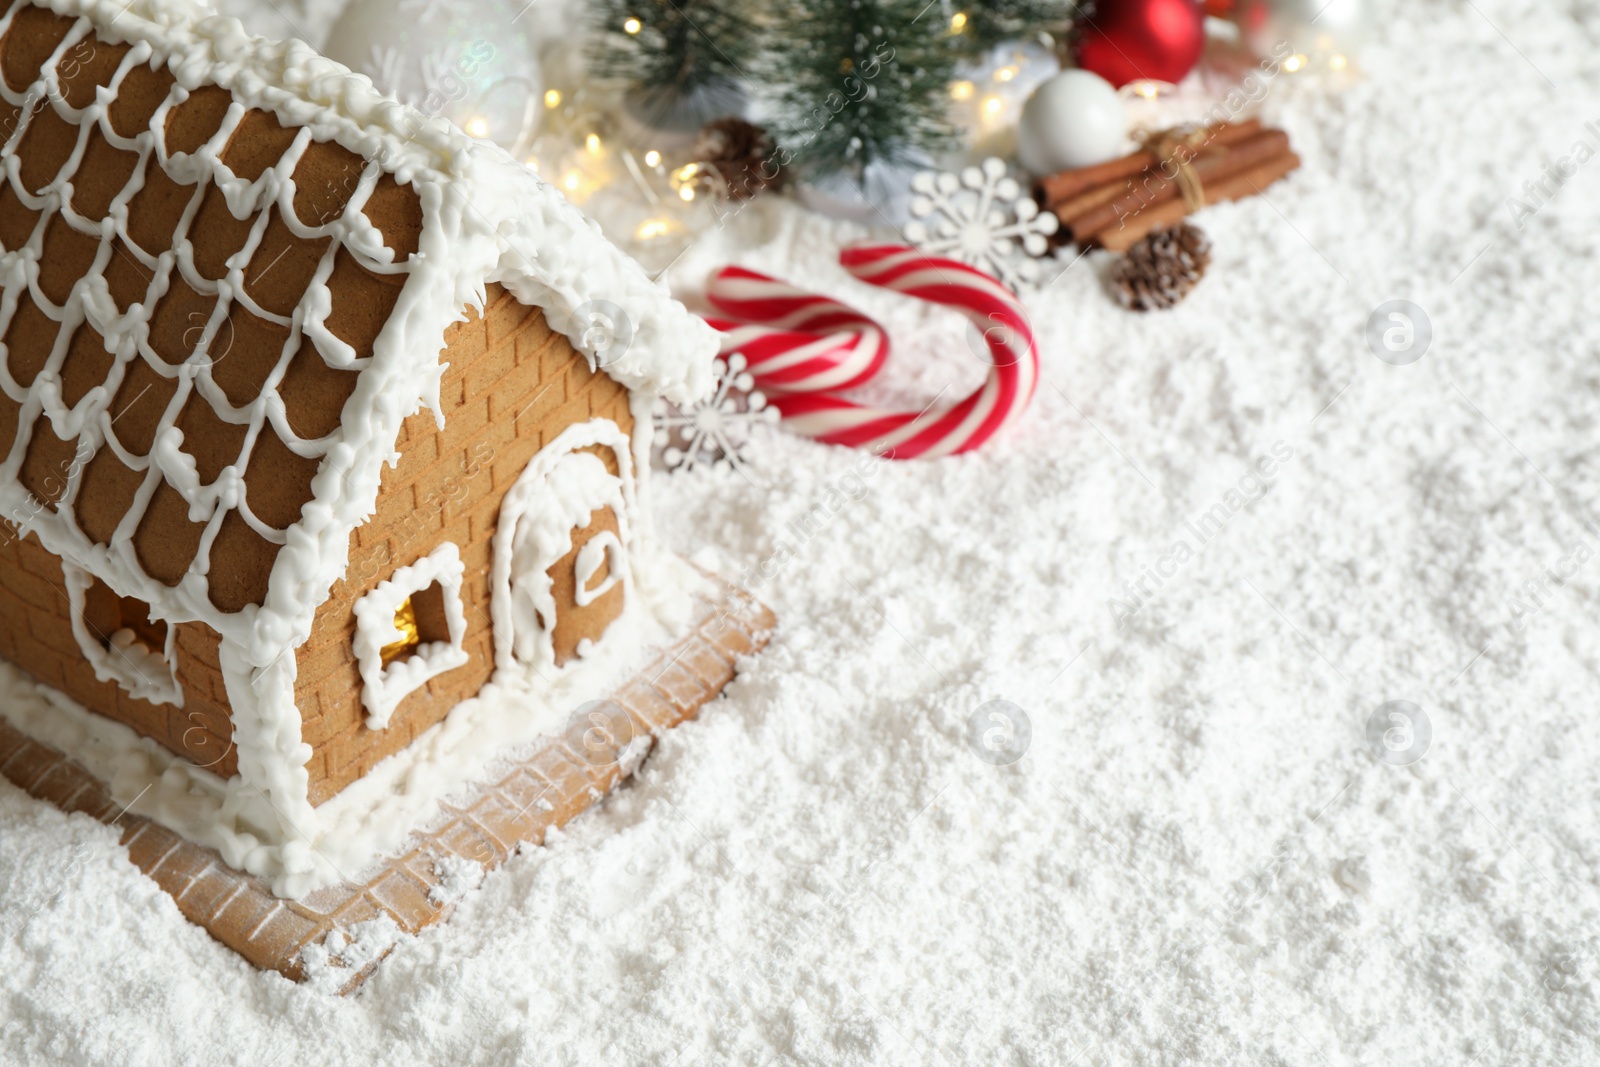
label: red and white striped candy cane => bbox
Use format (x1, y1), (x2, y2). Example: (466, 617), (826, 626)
(703, 245), (1037, 459)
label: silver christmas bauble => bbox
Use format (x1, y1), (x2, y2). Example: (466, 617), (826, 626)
(323, 0), (545, 156)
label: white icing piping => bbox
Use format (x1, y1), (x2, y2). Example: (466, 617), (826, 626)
(350, 541), (469, 731)
(490, 418), (636, 674)
(60, 559), (184, 708)
(573, 530), (623, 608)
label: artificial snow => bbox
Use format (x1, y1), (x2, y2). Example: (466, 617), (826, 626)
(4, 0), (1600, 1063)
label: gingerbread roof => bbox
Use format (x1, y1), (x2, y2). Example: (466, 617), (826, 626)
(0, 0), (717, 670)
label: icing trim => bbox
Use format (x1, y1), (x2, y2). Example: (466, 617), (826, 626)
(61, 560), (184, 708)
(350, 542), (470, 731)
(490, 419), (636, 674)
(573, 531), (624, 608)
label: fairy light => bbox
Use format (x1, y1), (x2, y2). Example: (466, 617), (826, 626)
(563, 170), (581, 192)
(644, 149), (661, 167)
(464, 115), (489, 138)
(1328, 53), (1348, 70)
(544, 89), (561, 108)
(586, 132), (602, 155)
(679, 185), (695, 201)
(1283, 53), (1307, 72)
(982, 95), (1004, 120)
(951, 80), (975, 101)
(949, 11), (967, 32)
(994, 65), (1017, 82)
(1131, 80), (1161, 99)
(623, 16), (641, 33)
(636, 219), (671, 239)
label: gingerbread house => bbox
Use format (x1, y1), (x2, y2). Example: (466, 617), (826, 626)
(0, 0), (717, 897)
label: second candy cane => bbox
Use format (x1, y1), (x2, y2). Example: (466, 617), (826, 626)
(703, 245), (1038, 459)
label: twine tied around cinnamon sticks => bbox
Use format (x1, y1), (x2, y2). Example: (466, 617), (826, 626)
(1034, 118), (1301, 252)
(1141, 124), (1213, 215)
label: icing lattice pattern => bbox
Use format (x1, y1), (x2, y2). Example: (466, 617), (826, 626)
(0, 2), (422, 617)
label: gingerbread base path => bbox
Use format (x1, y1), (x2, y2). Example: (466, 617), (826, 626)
(0, 570), (773, 993)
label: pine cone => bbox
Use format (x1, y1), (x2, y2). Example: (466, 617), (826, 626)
(1109, 223), (1211, 311)
(692, 117), (785, 200)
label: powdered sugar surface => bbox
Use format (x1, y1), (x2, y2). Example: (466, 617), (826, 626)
(4, 0), (1600, 1062)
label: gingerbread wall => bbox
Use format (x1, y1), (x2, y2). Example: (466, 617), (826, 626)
(294, 284), (635, 805)
(0, 520), (236, 773)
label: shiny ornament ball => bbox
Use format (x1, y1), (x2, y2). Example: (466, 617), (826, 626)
(1235, 0), (1373, 65)
(1016, 69), (1126, 175)
(323, 0), (545, 155)
(1072, 0), (1207, 88)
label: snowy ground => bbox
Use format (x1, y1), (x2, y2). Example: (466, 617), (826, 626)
(7, 0), (1600, 1063)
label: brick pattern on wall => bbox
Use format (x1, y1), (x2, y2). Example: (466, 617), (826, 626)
(0, 521), (235, 774)
(295, 284), (635, 805)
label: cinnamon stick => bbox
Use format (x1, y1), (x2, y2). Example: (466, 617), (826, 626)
(1033, 118), (1264, 208)
(1042, 180), (1129, 237)
(1063, 128), (1290, 242)
(1092, 151), (1302, 252)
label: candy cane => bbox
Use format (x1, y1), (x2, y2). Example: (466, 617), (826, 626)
(703, 245), (1037, 459)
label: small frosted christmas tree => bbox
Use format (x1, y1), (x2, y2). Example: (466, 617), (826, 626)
(952, 0), (1076, 56)
(766, 0), (957, 181)
(589, 0), (758, 121)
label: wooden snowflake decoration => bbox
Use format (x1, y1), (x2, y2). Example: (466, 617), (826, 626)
(652, 354), (779, 474)
(904, 157), (1060, 293)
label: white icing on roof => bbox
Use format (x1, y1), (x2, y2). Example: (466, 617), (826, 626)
(0, 0), (716, 680)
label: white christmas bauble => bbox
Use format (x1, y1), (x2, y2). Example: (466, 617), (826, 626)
(1016, 69), (1125, 176)
(323, 0), (544, 156)
(1237, 0), (1373, 65)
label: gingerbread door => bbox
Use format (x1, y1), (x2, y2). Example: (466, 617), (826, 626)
(490, 421), (636, 673)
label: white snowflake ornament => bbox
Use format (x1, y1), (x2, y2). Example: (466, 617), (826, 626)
(904, 157), (1060, 292)
(653, 354), (779, 475)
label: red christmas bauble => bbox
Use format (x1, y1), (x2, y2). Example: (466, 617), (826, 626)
(1073, 0), (1206, 88)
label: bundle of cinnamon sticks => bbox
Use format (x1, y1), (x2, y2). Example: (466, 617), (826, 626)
(1035, 118), (1300, 252)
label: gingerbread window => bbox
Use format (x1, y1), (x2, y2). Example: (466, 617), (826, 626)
(61, 563), (183, 707)
(351, 543), (469, 729)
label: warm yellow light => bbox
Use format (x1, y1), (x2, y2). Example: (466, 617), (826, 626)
(636, 219), (671, 239)
(644, 149), (661, 167)
(563, 170), (581, 191)
(465, 115), (489, 138)
(1328, 53), (1348, 70)
(679, 185), (695, 201)
(1132, 80), (1160, 99)
(950, 11), (967, 31)
(525, 157), (539, 171)
(982, 96), (1004, 118)
(951, 80), (975, 101)
(675, 163), (700, 182)
(1284, 53), (1307, 72)
(623, 16), (641, 33)
(994, 65), (1016, 82)
(379, 597), (420, 666)
(544, 88), (562, 108)
(586, 132), (602, 155)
